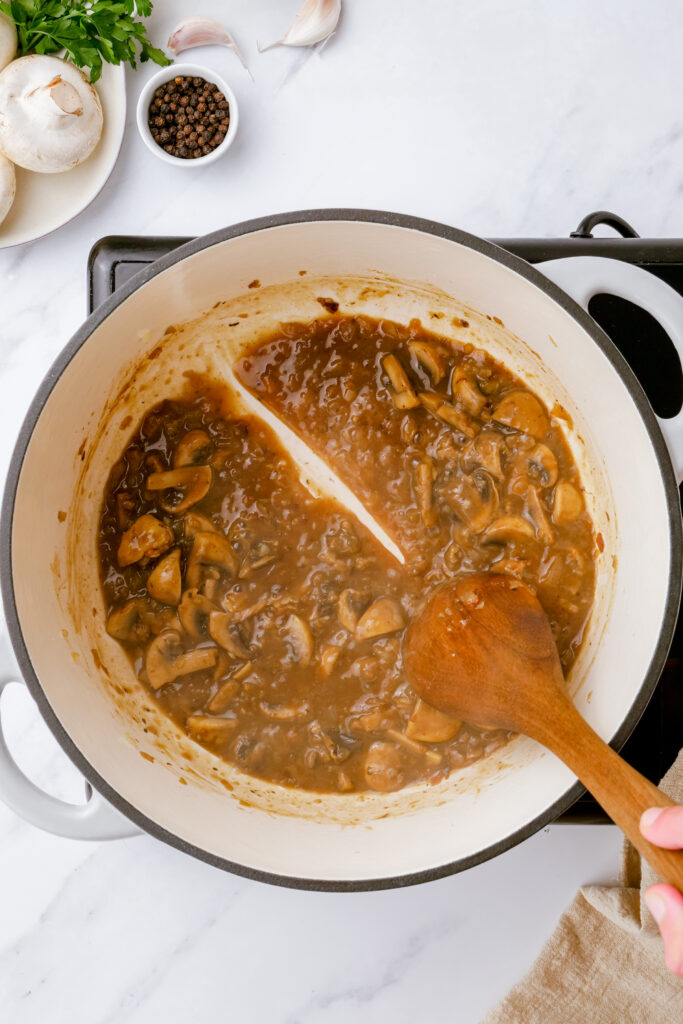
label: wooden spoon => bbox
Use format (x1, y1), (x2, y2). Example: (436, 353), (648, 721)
(403, 572), (683, 890)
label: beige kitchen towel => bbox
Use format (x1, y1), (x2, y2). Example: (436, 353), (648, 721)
(481, 750), (683, 1023)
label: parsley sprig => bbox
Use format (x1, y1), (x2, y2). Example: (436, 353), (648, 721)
(0, 1), (171, 82)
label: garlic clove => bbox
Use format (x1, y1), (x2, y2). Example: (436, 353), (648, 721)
(261, 0), (342, 52)
(167, 17), (251, 77)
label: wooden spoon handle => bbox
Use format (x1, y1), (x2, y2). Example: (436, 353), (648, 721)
(533, 695), (683, 892)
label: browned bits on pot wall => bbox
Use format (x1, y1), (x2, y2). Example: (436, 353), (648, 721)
(148, 75), (230, 159)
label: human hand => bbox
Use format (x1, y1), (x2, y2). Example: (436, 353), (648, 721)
(640, 806), (683, 977)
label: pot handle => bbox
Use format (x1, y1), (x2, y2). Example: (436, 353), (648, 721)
(537, 256), (683, 484)
(0, 636), (140, 840)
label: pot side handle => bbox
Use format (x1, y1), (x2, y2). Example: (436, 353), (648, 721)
(0, 655), (140, 840)
(538, 256), (683, 484)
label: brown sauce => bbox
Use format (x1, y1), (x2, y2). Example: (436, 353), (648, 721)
(98, 315), (596, 794)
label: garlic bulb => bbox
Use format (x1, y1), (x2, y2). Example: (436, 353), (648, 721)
(167, 17), (250, 76)
(261, 0), (342, 52)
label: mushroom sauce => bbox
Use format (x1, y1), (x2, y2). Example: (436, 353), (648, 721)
(98, 314), (597, 794)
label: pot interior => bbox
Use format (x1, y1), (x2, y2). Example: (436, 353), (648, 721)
(7, 219), (673, 884)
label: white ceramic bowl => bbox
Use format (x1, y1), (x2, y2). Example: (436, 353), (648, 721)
(136, 63), (239, 167)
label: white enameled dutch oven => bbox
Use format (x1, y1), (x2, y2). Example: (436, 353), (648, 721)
(1, 211), (682, 891)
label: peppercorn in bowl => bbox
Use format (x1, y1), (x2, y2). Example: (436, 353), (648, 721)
(136, 63), (239, 167)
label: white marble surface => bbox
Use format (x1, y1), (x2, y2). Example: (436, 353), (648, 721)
(2, 0), (682, 1019)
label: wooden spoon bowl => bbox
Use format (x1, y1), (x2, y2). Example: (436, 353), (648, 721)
(403, 573), (683, 891)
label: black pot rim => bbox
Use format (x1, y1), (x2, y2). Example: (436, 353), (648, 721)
(2, 208), (681, 892)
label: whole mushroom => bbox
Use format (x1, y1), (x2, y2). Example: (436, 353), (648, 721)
(0, 152), (15, 226)
(0, 13), (17, 74)
(0, 55), (103, 173)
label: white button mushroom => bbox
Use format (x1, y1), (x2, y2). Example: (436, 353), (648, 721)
(0, 55), (103, 173)
(0, 152), (15, 226)
(0, 13), (17, 74)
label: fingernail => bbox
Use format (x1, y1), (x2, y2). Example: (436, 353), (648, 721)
(645, 890), (667, 925)
(640, 807), (664, 831)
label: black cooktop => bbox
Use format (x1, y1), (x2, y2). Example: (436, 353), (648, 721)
(88, 211), (683, 824)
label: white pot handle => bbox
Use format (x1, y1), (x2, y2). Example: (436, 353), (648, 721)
(538, 256), (683, 484)
(0, 631), (139, 840)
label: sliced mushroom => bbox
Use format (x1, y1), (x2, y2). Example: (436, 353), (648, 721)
(145, 631), (217, 689)
(146, 465), (212, 514)
(186, 714), (238, 744)
(208, 610), (252, 658)
(305, 721), (348, 767)
(482, 515), (536, 545)
(208, 679), (240, 712)
(106, 597), (153, 644)
(452, 371), (486, 416)
(147, 548), (182, 606)
(149, 608), (182, 635)
(239, 540), (278, 578)
(201, 574), (220, 601)
(405, 697), (462, 742)
(184, 511), (218, 537)
(117, 514), (174, 567)
(231, 593), (289, 622)
(385, 728), (442, 765)
(178, 588), (215, 639)
(392, 390), (421, 410)
(349, 655), (382, 682)
(356, 597), (404, 640)
(527, 444), (559, 487)
(337, 589), (365, 632)
(444, 469), (499, 534)
(172, 429), (212, 468)
(552, 481), (584, 523)
(415, 458), (437, 527)
(461, 430), (505, 478)
(493, 391), (549, 439)
(382, 353), (420, 409)
(208, 676), (240, 714)
(363, 741), (404, 792)
(350, 703), (391, 732)
(382, 352), (412, 392)
(319, 643), (342, 677)
(409, 340), (446, 383)
(527, 487), (555, 546)
(211, 648), (232, 682)
(419, 392), (477, 438)
(259, 701), (310, 720)
(186, 530), (238, 588)
(418, 391), (442, 414)
(284, 614), (314, 666)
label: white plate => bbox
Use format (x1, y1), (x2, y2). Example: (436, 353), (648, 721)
(0, 62), (126, 248)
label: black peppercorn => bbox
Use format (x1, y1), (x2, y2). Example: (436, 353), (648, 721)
(148, 76), (231, 159)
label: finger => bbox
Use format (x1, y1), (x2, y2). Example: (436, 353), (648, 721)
(639, 806), (683, 849)
(644, 884), (683, 977)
